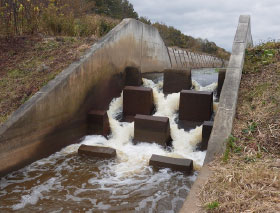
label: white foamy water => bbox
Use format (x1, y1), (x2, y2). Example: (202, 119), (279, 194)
(192, 79), (217, 92)
(64, 77), (210, 176)
(0, 72), (218, 212)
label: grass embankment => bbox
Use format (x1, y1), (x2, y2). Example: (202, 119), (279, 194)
(0, 35), (97, 125)
(200, 42), (280, 212)
(0, 1), (121, 126)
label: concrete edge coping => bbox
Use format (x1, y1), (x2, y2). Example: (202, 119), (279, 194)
(180, 15), (253, 213)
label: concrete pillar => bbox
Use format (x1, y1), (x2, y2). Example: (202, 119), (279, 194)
(163, 69), (192, 94)
(201, 55), (204, 67)
(134, 114), (172, 146)
(184, 51), (191, 68)
(175, 49), (183, 68)
(202, 55), (206, 67)
(179, 90), (213, 122)
(203, 55), (207, 67)
(168, 47), (177, 68)
(207, 55), (211, 67)
(178, 49), (185, 68)
(78, 145), (116, 158)
(123, 86), (154, 118)
(193, 53), (198, 68)
(217, 68), (226, 98)
(198, 54), (202, 67)
(187, 51), (194, 68)
(124, 66), (142, 86)
(88, 110), (110, 137)
(200, 121), (213, 151)
(196, 54), (200, 67)
(149, 154), (193, 174)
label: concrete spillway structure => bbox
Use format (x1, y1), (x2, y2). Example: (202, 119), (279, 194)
(0, 18), (226, 177)
(0, 15), (241, 212)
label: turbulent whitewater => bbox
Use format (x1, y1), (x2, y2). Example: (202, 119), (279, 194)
(0, 69), (218, 212)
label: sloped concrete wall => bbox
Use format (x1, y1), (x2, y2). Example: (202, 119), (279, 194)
(0, 19), (171, 176)
(180, 15), (253, 213)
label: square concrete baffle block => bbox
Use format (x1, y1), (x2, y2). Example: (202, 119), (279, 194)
(200, 121), (214, 151)
(134, 114), (172, 147)
(123, 86), (154, 121)
(88, 110), (110, 137)
(124, 66), (142, 86)
(163, 69), (192, 94)
(179, 90), (213, 122)
(78, 145), (116, 159)
(149, 154), (193, 174)
(217, 68), (226, 98)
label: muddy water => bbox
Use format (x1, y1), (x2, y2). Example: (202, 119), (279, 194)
(0, 152), (195, 212)
(0, 68), (218, 212)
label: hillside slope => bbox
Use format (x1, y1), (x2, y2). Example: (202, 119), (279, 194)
(200, 42), (280, 212)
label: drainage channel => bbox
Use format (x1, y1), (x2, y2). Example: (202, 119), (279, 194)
(0, 68), (219, 212)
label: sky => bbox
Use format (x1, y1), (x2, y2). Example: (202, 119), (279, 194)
(129, 0), (280, 51)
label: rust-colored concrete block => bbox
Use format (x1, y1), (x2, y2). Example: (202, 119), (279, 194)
(123, 86), (154, 117)
(163, 69), (192, 94)
(78, 145), (116, 158)
(217, 68), (226, 98)
(88, 110), (110, 137)
(124, 66), (142, 86)
(179, 90), (213, 122)
(200, 121), (213, 151)
(134, 114), (171, 146)
(149, 154), (193, 174)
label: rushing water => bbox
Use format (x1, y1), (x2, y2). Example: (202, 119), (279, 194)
(0, 68), (218, 212)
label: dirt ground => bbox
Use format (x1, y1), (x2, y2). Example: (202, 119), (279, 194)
(0, 35), (96, 124)
(200, 42), (280, 212)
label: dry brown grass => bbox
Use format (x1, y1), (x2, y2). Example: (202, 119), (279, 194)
(0, 35), (95, 125)
(200, 42), (280, 212)
(201, 156), (280, 213)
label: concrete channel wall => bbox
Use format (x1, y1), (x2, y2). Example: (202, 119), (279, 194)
(0, 18), (171, 176)
(180, 15), (253, 212)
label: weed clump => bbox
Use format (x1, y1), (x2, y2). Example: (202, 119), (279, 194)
(205, 201), (219, 211)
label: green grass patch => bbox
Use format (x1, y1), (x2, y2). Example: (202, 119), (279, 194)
(223, 135), (242, 162)
(242, 122), (258, 135)
(205, 201), (219, 211)
(244, 42), (280, 74)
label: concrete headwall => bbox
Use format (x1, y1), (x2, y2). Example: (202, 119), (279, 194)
(0, 18), (171, 176)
